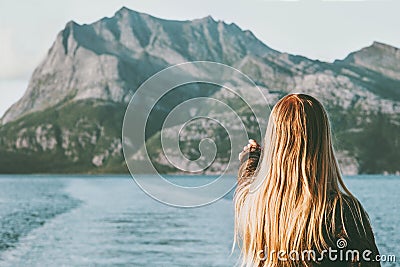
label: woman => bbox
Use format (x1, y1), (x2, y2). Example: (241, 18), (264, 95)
(234, 94), (380, 267)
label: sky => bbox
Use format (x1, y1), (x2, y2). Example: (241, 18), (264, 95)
(0, 0), (399, 117)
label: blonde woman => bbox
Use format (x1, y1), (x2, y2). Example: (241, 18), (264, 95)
(235, 94), (380, 267)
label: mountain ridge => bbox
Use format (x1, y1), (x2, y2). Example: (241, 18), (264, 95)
(0, 7), (399, 174)
(3, 6), (399, 125)
(1, 7), (279, 124)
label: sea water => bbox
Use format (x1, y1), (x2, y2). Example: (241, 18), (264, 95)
(0, 175), (398, 267)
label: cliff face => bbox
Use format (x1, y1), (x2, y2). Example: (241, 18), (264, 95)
(1, 7), (276, 124)
(340, 41), (400, 82)
(0, 7), (399, 174)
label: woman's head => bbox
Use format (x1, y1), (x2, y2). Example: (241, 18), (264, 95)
(262, 93), (340, 193)
(234, 93), (362, 267)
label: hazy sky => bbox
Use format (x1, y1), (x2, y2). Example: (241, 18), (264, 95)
(1, 0), (399, 117)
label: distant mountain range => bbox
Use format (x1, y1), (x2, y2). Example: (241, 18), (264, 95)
(0, 7), (399, 174)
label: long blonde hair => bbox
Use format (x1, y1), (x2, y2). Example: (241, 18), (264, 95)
(234, 94), (365, 267)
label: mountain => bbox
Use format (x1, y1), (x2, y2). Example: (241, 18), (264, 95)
(339, 41), (400, 82)
(1, 7), (276, 124)
(0, 7), (399, 174)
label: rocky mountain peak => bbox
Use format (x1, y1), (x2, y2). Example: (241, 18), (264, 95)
(340, 41), (400, 80)
(195, 15), (215, 23)
(370, 41), (400, 52)
(1, 8), (278, 124)
(116, 6), (134, 15)
(0, 9), (399, 174)
(113, 6), (155, 23)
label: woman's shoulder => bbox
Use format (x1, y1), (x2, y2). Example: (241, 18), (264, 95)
(333, 194), (370, 239)
(321, 194), (381, 266)
(335, 195), (380, 259)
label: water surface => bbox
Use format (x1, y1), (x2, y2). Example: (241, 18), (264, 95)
(0, 175), (398, 266)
